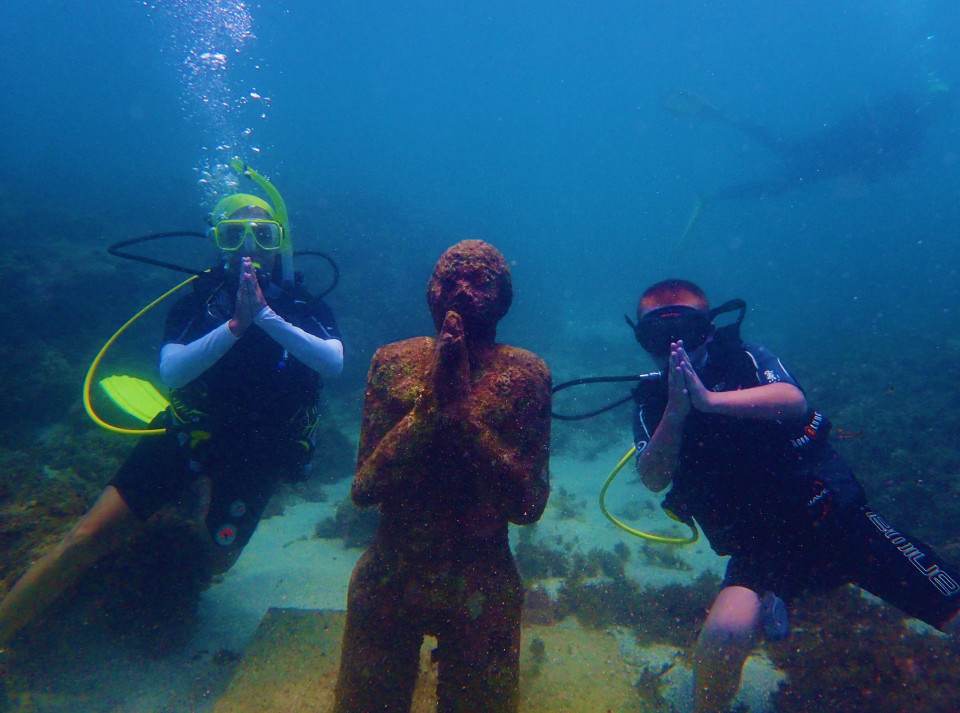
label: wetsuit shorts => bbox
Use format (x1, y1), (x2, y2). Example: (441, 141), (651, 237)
(722, 504), (960, 630)
(109, 423), (281, 552)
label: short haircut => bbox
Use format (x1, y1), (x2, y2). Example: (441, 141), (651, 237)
(639, 279), (709, 315)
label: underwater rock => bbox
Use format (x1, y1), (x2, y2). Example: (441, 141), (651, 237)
(614, 498), (656, 521)
(768, 585), (960, 713)
(67, 507), (215, 652)
(655, 651), (785, 713)
(632, 573), (720, 647)
(4, 507), (217, 708)
(550, 486), (586, 520)
(304, 419), (357, 484)
(515, 535), (570, 582)
(314, 497), (380, 549)
(522, 585), (559, 626)
(524, 635), (548, 680)
(261, 478), (329, 520)
(637, 541), (693, 571)
(557, 575), (643, 629)
(0, 232), (164, 442)
(554, 570), (719, 646)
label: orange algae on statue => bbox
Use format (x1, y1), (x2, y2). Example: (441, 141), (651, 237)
(333, 240), (551, 713)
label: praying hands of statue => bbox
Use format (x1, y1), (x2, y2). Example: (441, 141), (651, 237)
(351, 305), (550, 522)
(351, 310), (473, 506)
(430, 310), (471, 413)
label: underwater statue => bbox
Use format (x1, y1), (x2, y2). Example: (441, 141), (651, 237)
(333, 240), (551, 713)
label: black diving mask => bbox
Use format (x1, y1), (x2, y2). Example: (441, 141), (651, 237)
(626, 299), (746, 357)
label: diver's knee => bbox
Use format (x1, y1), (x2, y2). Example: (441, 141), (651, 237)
(698, 587), (761, 651)
(697, 618), (756, 652)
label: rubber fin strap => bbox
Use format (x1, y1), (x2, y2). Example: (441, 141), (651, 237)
(99, 375), (170, 424)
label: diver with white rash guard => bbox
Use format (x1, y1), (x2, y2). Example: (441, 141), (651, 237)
(0, 168), (343, 650)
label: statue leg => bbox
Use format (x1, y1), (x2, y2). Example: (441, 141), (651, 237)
(435, 553), (522, 713)
(334, 547), (422, 713)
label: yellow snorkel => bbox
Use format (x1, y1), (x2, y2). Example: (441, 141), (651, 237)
(227, 158), (295, 280)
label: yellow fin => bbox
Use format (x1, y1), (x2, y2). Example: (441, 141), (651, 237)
(99, 375), (169, 424)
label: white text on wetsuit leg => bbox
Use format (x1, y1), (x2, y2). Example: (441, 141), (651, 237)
(865, 511), (960, 598)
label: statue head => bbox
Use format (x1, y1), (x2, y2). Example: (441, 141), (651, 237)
(427, 240), (513, 339)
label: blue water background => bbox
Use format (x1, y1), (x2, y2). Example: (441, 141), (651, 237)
(4, 2), (959, 371)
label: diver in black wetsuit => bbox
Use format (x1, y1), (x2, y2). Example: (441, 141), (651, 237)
(0, 189), (344, 650)
(667, 84), (952, 203)
(630, 279), (960, 713)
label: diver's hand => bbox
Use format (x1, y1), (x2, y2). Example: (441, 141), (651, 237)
(229, 258), (265, 336)
(245, 257), (268, 309)
(432, 310), (470, 409)
(664, 341), (691, 422)
(677, 344), (713, 412)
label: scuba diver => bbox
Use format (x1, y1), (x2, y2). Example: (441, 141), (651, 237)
(668, 82), (953, 240)
(0, 163), (344, 649)
(628, 279), (960, 713)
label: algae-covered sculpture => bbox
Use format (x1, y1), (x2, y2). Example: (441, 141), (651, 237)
(333, 240), (551, 713)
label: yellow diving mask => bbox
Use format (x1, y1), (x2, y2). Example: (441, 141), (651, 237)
(212, 219), (284, 251)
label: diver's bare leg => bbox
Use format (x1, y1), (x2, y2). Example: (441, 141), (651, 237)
(0, 485), (139, 646)
(692, 586), (761, 713)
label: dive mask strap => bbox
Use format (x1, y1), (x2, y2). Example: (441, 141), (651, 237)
(707, 298), (746, 328)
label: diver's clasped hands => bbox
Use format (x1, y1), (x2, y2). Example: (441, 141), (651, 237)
(676, 341), (715, 412)
(666, 340), (714, 419)
(228, 257), (268, 337)
(664, 341), (692, 423)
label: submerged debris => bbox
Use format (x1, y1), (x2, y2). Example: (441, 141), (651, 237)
(314, 497), (380, 548)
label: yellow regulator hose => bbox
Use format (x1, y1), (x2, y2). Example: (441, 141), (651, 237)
(598, 445), (699, 545)
(82, 274), (199, 436)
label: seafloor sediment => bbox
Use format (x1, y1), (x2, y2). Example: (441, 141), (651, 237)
(213, 609), (643, 713)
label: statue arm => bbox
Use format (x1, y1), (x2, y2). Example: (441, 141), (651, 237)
(352, 410), (428, 507)
(468, 360), (552, 524)
(351, 349), (436, 507)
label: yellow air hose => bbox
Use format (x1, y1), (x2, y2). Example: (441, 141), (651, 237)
(598, 445), (699, 545)
(82, 274), (199, 436)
